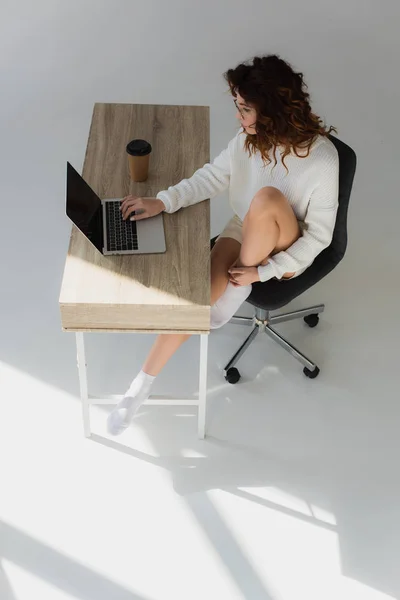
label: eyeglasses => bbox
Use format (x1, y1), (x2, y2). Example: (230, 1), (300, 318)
(233, 98), (244, 118)
(233, 98), (251, 118)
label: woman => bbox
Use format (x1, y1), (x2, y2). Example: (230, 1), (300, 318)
(107, 54), (339, 435)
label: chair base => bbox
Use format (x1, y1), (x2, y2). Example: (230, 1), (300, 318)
(223, 304), (325, 381)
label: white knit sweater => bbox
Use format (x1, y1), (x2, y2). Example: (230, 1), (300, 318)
(156, 130), (339, 282)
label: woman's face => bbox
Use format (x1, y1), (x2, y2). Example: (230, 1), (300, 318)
(234, 92), (257, 134)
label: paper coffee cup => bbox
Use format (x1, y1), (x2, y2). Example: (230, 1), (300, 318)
(126, 139), (152, 182)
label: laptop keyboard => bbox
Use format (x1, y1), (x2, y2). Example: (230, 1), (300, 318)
(106, 201), (138, 252)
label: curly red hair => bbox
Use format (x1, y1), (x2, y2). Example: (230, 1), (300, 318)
(223, 54), (336, 169)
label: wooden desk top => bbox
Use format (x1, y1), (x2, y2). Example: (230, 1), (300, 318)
(59, 103), (210, 334)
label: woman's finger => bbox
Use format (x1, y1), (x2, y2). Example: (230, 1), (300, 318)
(122, 197), (141, 208)
(229, 268), (244, 275)
(125, 206), (144, 220)
(120, 195), (137, 209)
(122, 199), (142, 220)
(120, 197), (134, 209)
(130, 210), (148, 221)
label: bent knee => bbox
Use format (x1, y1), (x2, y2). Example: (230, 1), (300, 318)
(250, 186), (288, 214)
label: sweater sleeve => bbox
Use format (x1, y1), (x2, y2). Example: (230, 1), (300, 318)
(257, 156), (339, 282)
(156, 140), (232, 214)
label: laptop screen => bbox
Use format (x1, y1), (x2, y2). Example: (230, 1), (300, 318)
(66, 162), (104, 253)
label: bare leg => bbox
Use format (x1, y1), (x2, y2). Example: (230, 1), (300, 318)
(122, 189), (298, 380)
(210, 237), (241, 304)
(238, 186), (301, 273)
(107, 250), (242, 434)
(142, 333), (191, 376)
(210, 187), (301, 329)
(142, 237), (240, 376)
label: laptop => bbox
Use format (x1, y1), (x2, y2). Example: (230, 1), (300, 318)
(66, 162), (166, 255)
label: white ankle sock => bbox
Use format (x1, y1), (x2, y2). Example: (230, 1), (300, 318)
(107, 370), (156, 435)
(210, 282), (252, 330)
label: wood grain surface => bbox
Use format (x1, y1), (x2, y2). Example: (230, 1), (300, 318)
(59, 103), (211, 333)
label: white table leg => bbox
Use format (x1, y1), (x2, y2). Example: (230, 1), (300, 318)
(76, 332), (91, 437)
(76, 331), (207, 440)
(197, 333), (209, 439)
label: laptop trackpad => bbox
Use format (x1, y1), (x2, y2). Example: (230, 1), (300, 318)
(136, 213), (166, 254)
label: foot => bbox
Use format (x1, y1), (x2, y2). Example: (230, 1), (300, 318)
(107, 397), (134, 436)
(107, 370), (155, 435)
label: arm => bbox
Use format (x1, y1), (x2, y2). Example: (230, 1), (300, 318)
(257, 159), (339, 282)
(156, 141), (232, 214)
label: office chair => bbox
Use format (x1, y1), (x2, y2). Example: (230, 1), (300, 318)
(210, 135), (357, 384)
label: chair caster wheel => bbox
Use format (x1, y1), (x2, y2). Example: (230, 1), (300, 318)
(225, 367), (241, 384)
(304, 314), (319, 328)
(303, 366), (320, 379)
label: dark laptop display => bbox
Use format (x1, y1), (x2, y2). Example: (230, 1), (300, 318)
(66, 162), (104, 252)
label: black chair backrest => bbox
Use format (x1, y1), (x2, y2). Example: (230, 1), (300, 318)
(325, 134), (357, 264)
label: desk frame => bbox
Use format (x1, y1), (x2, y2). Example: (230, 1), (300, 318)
(76, 331), (209, 439)
(60, 103), (211, 440)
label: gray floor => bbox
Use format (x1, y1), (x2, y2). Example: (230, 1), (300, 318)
(1, 1), (399, 599)
(1, 249), (399, 600)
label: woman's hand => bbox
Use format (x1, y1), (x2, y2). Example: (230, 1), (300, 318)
(120, 195), (166, 221)
(228, 263), (260, 287)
